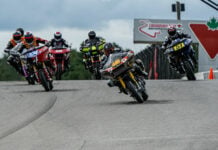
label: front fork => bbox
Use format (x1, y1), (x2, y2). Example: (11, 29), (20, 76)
(180, 55), (195, 72)
(33, 62), (52, 83)
(117, 71), (139, 90)
(33, 66), (40, 82)
(21, 60), (28, 78)
(42, 62), (52, 81)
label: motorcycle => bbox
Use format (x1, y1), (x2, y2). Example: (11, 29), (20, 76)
(6, 44), (35, 84)
(164, 38), (196, 80)
(89, 53), (102, 79)
(101, 51), (148, 103)
(81, 42), (104, 79)
(4, 48), (23, 75)
(20, 45), (54, 91)
(49, 47), (71, 80)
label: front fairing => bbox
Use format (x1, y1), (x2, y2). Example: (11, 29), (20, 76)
(103, 52), (128, 70)
(168, 38), (192, 53)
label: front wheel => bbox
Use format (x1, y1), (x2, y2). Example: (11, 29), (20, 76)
(126, 80), (144, 103)
(94, 68), (101, 80)
(55, 63), (62, 80)
(183, 61), (196, 80)
(137, 76), (148, 101)
(38, 69), (50, 91)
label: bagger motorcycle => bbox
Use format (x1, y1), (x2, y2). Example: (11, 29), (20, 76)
(101, 51), (148, 103)
(6, 44), (35, 85)
(20, 45), (54, 91)
(164, 38), (196, 80)
(4, 48), (23, 76)
(81, 42), (104, 79)
(49, 47), (71, 80)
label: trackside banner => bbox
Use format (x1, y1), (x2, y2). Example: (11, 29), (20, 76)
(134, 18), (218, 71)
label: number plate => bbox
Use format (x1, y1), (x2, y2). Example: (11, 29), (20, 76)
(26, 50), (38, 58)
(56, 50), (63, 53)
(173, 42), (185, 51)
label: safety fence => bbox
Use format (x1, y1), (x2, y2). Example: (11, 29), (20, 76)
(136, 45), (182, 79)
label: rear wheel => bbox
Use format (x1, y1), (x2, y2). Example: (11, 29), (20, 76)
(126, 80), (144, 103)
(38, 69), (50, 91)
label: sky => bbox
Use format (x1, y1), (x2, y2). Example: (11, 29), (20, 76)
(0, 0), (217, 57)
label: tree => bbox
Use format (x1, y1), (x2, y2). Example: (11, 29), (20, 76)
(0, 55), (23, 81)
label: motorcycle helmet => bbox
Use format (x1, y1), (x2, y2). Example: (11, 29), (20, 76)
(88, 31), (96, 39)
(104, 43), (114, 56)
(13, 31), (22, 42)
(16, 28), (24, 37)
(168, 27), (177, 36)
(24, 32), (34, 44)
(54, 32), (62, 41)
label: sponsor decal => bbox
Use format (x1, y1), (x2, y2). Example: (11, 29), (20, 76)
(190, 18), (218, 59)
(138, 20), (182, 38)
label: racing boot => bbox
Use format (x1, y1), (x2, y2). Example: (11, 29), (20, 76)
(107, 79), (115, 87)
(177, 65), (185, 74)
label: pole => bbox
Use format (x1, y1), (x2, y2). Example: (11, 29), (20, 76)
(176, 1), (181, 20)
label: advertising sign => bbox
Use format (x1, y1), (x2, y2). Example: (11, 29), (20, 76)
(134, 18), (218, 71)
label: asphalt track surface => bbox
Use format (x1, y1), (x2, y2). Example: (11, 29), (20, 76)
(0, 80), (218, 150)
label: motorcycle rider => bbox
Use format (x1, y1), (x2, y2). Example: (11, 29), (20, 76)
(4, 31), (23, 74)
(48, 32), (69, 48)
(161, 27), (197, 73)
(47, 32), (70, 69)
(101, 43), (147, 88)
(80, 31), (106, 69)
(15, 32), (52, 82)
(17, 32), (48, 53)
(16, 28), (24, 37)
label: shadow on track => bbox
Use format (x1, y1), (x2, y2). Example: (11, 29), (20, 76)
(104, 99), (174, 105)
(17, 88), (81, 93)
(3, 83), (29, 86)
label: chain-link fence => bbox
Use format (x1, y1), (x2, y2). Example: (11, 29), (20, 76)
(136, 44), (182, 79)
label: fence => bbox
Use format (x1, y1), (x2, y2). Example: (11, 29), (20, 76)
(136, 45), (182, 79)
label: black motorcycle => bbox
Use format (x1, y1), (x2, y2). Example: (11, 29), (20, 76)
(101, 51), (148, 103)
(164, 38), (196, 80)
(5, 44), (35, 84)
(81, 42), (104, 79)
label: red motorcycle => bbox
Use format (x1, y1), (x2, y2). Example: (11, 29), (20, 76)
(21, 45), (54, 91)
(49, 48), (71, 80)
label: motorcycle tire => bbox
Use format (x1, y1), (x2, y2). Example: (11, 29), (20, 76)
(94, 69), (101, 80)
(56, 63), (62, 80)
(38, 69), (50, 91)
(48, 80), (53, 90)
(138, 77), (148, 101)
(27, 76), (35, 85)
(126, 80), (144, 103)
(183, 61), (196, 80)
